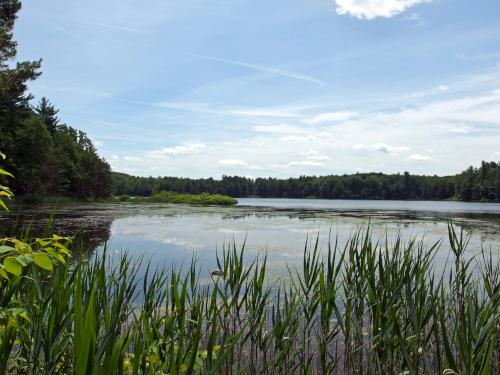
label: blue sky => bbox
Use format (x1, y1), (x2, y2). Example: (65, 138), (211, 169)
(15, 0), (500, 177)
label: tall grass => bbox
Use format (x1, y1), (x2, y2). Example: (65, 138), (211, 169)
(1, 225), (498, 374)
(117, 191), (238, 205)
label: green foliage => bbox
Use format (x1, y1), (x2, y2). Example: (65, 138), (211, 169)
(113, 161), (500, 202)
(0, 226), (498, 373)
(0, 155), (72, 374)
(0, 152), (14, 211)
(130, 190), (238, 205)
(34, 97), (59, 135)
(11, 115), (52, 195)
(456, 161), (500, 201)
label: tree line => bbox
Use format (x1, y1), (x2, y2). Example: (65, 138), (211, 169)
(0, 0), (112, 198)
(113, 161), (500, 202)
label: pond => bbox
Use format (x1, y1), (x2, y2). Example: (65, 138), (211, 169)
(1, 198), (499, 280)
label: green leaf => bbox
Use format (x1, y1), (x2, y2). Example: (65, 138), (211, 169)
(0, 199), (9, 212)
(0, 168), (13, 178)
(33, 253), (53, 271)
(4, 257), (23, 276)
(0, 268), (9, 280)
(0, 246), (14, 254)
(15, 255), (33, 267)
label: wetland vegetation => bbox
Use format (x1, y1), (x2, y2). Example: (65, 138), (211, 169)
(1, 221), (499, 374)
(116, 191), (237, 206)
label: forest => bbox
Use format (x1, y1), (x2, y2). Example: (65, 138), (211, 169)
(0, 0), (112, 199)
(113, 161), (500, 202)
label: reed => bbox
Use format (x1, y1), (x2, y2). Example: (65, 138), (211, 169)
(0, 225), (498, 374)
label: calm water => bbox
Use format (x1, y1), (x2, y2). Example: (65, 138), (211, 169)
(1, 199), (499, 279)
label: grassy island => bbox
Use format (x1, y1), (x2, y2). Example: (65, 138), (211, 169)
(116, 191), (238, 205)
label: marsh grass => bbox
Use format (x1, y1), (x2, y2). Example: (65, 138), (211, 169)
(1, 225), (499, 374)
(117, 191), (238, 205)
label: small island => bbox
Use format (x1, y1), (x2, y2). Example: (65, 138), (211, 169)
(116, 191), (238, 205)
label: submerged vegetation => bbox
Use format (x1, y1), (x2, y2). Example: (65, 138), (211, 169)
(117, 191), (238, 205)
(0, 225), (498, 374)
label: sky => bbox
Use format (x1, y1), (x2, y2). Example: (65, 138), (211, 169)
(14, 0), (500, 178)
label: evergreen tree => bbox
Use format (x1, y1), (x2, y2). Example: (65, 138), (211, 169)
(34, 97), (59, 134)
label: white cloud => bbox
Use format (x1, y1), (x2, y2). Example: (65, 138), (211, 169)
(409, 154), (431, 161)
(109, 68), (500, 178)
(280, 135), (316, 143)
(305, 111), (357, 125)
(253, 124), (305, 134)
(147, 143), (206, 158)
(123, 155), (142, 162)
(156, 101), (304, 118)
(283, 160), (325, 167)
(448, 127), (470, 134)
(301, 150), (331, 161)
(352, 142), (410, 155)
(335, 0), (431, 20)
(219, 159), (248, 166)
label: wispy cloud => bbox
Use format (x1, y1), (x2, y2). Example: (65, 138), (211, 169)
(305, 111), (357, 125)
(253, 124), (305, 134)
(301, 150), (331, 161)
(280, 160), (326, 168)
(155, 101), (304, 118)
(88, 21), (140, 33)
(219, 159), (248, 166)
(335, 0), (431, 20)
(352, 142), (411, 155)
(191, 54), (327, 86)
(408, 154), (431, 161)
(53, 26), (95, 45)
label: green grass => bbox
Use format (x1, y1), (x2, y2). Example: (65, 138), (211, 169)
(116, 191), (238, 205)
(0, 225), (498, 374)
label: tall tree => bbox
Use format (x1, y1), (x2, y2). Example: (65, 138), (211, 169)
(0, 0), (41, 113)
(12, 116), (52, 194)
(35, 97), (59, 134)
(0, 0), (41, 168)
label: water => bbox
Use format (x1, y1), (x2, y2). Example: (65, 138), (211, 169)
(1, 199), (499, 279)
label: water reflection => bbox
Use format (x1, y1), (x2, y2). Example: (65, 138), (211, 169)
(0, 200), (499, 278)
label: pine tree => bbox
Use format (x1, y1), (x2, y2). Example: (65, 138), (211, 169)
(0, 0), (42, 181)
(35, 97), (59, 135)
(0, 0), (41, 115)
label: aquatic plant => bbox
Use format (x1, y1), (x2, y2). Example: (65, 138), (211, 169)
(117, 191), (238, 205)
(0, 224), (498, 374)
